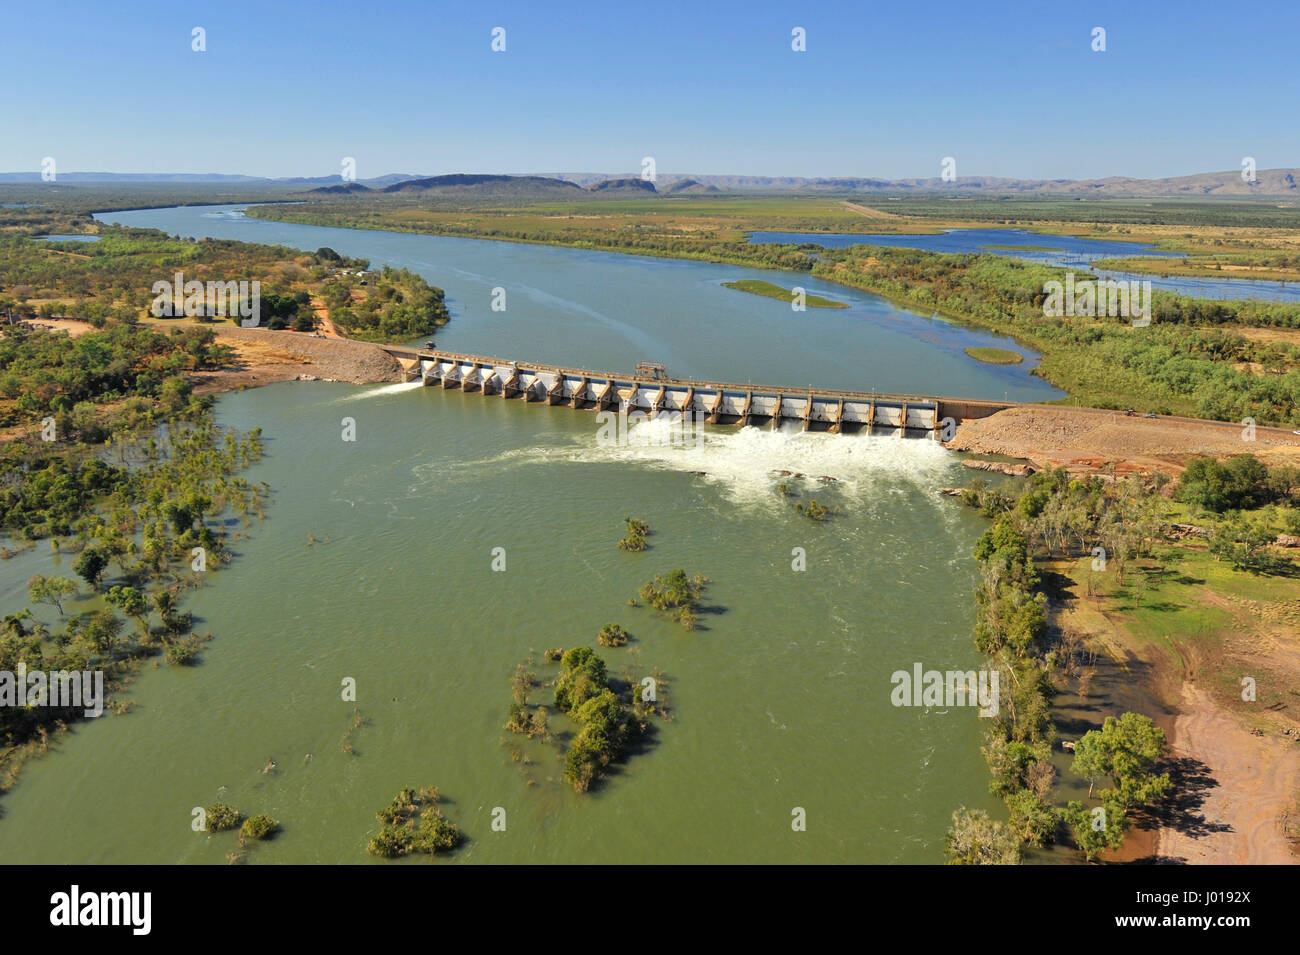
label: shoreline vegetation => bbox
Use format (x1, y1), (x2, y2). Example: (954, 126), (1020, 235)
(0, 203), (453, 816)
(721, 279), (848, 309)
(1092, 255), (1300, 284)
(963, 346), (1023, 365)
(0, 320), (268, 802)
(945, 455), (1300, 863)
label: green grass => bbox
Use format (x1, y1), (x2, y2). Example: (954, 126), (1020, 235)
(963, 346), (1023, 365)
(1080, 543), (1298, 648)
(721, 279), (847, 308)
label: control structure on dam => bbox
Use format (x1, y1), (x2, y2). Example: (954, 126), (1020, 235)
(382, 347), (1015, 436)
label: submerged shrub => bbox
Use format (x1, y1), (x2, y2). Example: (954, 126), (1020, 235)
(367, 788), (461, 858)
(637, 569), (708, 629)
(206, 803), (243, 832)
(597, 623), (628, 647)
(240, 814), (279, 840)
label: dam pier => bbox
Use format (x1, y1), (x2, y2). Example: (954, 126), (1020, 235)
(381, 346), (1014, 437)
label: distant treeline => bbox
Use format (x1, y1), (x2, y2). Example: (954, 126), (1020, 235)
(840, 197), (1300, 230)
(0, 206), (451, 344)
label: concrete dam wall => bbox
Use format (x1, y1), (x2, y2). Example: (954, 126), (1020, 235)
(383, 347), (1015, 436)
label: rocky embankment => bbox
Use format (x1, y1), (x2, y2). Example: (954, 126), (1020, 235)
(191, 327), (404, 393)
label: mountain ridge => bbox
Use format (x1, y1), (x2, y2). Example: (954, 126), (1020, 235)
(2, 169), (1298, 197)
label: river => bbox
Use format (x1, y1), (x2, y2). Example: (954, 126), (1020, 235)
(0, 207), (1029, 863)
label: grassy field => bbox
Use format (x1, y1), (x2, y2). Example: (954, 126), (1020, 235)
(722, 279), (847, 308)
(838, 195), (1300, 231)
(1054, 538), (1300, 725)
(243, 190), (1300, 269)
(963, 346), (1023, 364)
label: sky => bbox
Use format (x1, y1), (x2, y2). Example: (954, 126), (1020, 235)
(2, 0), (1297, 181)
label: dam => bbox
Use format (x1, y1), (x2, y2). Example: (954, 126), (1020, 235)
(382, 347), (1015, 436)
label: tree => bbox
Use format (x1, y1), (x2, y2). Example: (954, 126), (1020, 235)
(28, 574), (78, 616)
(76, 609), (124, 657)
(1209, 516), (1284, 574)
(206, 804), (243, 832)
(73, 546), (109, 589)
(153, 590), (191, 639)
(1071, 712), (1171, 807)
(2, 609), (33, 638)
(944, 808), (1021, 865)
(596, 623), (628, 647)
(554, 646), (607, 714)
(1062, 795), (1128, 862)
(1176, 454), (1269, 513)
(105, 585), (149, 635)
(240, 815), (279, 840)
(159, 376), (192, 413)
(1005, 789), (1058, 847)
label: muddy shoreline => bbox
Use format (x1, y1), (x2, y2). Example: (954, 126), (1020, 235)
(948, 405), (1300, 477)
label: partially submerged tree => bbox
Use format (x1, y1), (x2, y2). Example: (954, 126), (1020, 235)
(944, 808), (1021, 865)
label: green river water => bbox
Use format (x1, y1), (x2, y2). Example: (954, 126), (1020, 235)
(0, 207), (1035, 863)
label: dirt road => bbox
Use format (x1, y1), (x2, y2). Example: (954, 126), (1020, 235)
(949, 405), (1300, 475)
(1156, 686), (1300, 864)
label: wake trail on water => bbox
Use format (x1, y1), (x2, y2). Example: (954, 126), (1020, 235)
(343, 380), (426, 400)
(420, 422), (965, 510)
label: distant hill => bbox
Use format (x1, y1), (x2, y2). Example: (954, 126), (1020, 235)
(0, 171), (417, 188)
(311, 173), (416, 188)
(585, 177), (657, 195)
(383, 174), (583, 196)
(0, 172), (267, 183)
(645, 169), (1300, 197)
(3, 168), (1298, 198)
(537, 169), (1300, 198)
(306, 182), (373, 195)
(661, 178), (721, 195)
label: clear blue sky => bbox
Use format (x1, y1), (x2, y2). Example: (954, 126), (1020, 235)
(2, 0), (1297, 180)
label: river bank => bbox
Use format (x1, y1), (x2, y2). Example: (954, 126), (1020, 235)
(1043, 535), (1300, 865)
(64, 204), (1296, 865)
(189, 326), (402, 394)
(948, 405), (1300, 477)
